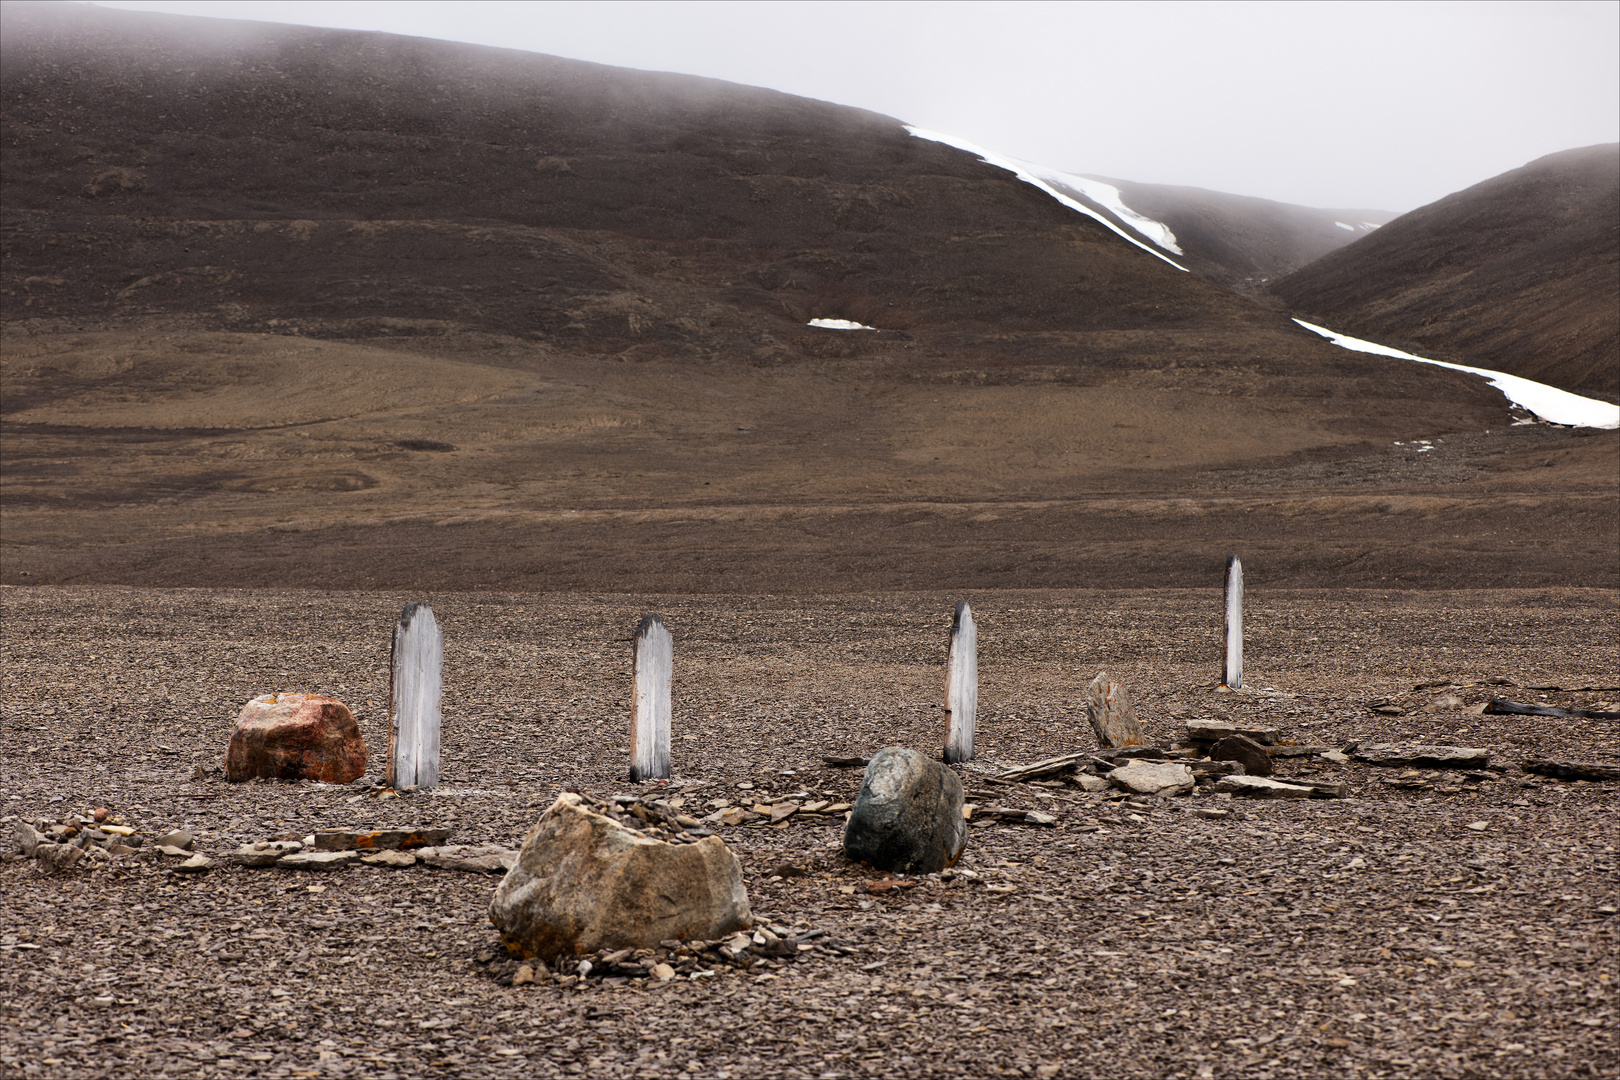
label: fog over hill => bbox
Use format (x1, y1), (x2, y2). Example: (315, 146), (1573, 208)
(1275, 144), (1620, 399)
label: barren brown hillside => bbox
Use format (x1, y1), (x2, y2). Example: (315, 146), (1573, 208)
(1274, 144), (1620, 397)
(1, 1), (1613, 595)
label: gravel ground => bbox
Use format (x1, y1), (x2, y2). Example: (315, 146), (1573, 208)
(2, 585), (1616, 1080)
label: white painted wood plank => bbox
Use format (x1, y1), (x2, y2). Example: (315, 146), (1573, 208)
(1223, 555), (1244, 690)
(944, 601), (978, 763)
(388, 602), (442, 790)
(630, 614), (673, 782)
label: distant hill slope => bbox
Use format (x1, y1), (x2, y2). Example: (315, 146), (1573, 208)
(1078, 177), (1395, 298)
(0, 0), (1499, 422)
(1273, 145), (1620, 397)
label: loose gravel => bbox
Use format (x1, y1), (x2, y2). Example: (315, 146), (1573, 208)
(2, 585), (1616, 1079)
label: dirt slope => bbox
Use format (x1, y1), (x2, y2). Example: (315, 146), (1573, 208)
(1274, 144), (1620, 397)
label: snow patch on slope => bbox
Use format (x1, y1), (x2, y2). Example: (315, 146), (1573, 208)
(1294, 319), (1620, 430)
(906, 127), (1188, 272)
(1027, 170), (1182, 254)
(807, 318), (877, 330)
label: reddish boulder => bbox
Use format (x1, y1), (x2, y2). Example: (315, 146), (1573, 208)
(226, 693), (367, 783)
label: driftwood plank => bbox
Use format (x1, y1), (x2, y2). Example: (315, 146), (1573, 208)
(1222, 554), (1243, 690)
(944, 601), (978, 764)
(630, 614), (673, 782)
(387, 602), (442, 791)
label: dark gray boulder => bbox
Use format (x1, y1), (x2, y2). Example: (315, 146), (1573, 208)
(843, 747), (966, 874)
(1210, 735), (1273, 777)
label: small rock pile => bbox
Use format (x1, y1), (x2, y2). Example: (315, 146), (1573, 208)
(7, 809), (195, 875)
(482, 923), (830, 989)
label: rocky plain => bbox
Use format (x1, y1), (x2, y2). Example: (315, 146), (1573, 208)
(3, 584), (1617, 1080)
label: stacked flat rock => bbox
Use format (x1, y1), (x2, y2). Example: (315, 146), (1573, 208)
(1108, 759), (1195, 797)
(490, 792), (751, 960)
(1210, 735), (1273, 777)
(225, 693), (367, 783)
(843, 746), (967, 874)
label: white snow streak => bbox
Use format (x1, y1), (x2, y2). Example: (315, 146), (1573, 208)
(905, 126), (1188, 272)
(1294, 319), (1620, 430)
(1027, 169), (1182, 254)
(807, 318), (877, 330)
(1335, 221), (1355, 231)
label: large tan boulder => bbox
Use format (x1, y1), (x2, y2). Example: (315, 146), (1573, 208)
(490, 794), (750, 960)
(225, 693), (367, 783)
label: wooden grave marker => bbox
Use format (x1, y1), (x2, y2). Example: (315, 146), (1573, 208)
(388, 601), (442, 791)
(630, 614), (673, 782)
(1222, 554), (1243, 690)
(943, 601), (978, 763)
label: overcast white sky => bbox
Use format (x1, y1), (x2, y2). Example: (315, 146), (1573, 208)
(91, 0), (1620, 212)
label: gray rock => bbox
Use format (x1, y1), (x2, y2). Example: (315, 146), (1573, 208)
(174, 854), (213, 874)
(360, 849), (418, 868)
(156, 845), (193, 858)
(1085, 673), (1145, 748)
(843, 746), (967, 874)
(1349, 744), (1490, 769)
(1186, 721), (1278, 746)
(1107, 760), (1195, 797)
(154, 830), (193, 851)
(1213, 775), (1315, 799)
(229, 840), (304, 867)
(277, 850), (360, 871)
(13, 820), (43, 857)
(490, 793), (751, 960)
(419, 844), (517, 874)
(1210, 735), (1273, 777)
(1188, 760), (1246, 780)
(1320, 750), (1351, 765)
(35, 843), (84, 875)
(1075, 774), (1113, 793)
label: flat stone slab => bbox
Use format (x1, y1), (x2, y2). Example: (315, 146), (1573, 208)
(229, 840), (305, 866)
(1214, 775), (1315, 799)
(278, 850), (361, 871)
(1349, 744), (1490, 769)
(1521, 759), (1620, 782)
(360, 849), (419, 868)
(419, 844), (517, 874)
(1187, 721), (1277, 746)
(1266, 745), (1337, 758)
(314, 828), (452, 852)
(1108, 760), (1195, 797)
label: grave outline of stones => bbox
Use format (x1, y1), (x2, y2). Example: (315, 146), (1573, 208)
(630, 614), (673, 783)
(387, 601), (442, 791)
(1222, 553), (1243, 690)
(944, 601), (978, 764)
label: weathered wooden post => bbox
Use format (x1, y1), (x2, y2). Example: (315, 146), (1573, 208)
(629, 614), (673, 782)
(388, 602), (442, 791)
(1222, 554), (1243, 690)
(943, 601), (978, 763)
